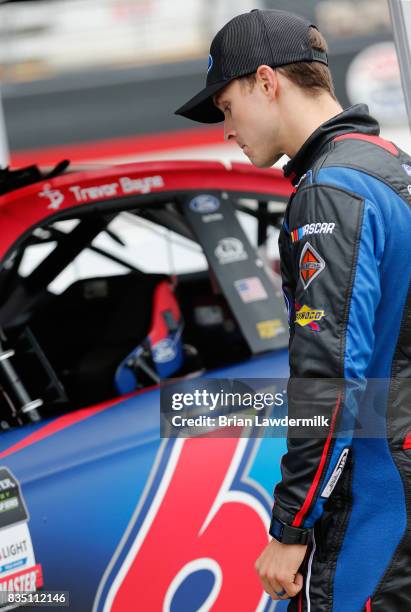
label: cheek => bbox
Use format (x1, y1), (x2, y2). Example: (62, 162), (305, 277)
(251, 119), (272, 148)
(237, 116), (256, 142)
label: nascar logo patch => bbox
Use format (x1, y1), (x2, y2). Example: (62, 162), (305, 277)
(290, 222), (335, 243)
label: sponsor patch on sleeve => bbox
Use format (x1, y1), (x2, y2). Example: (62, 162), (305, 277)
(295, 303), (325, 331)
(290, 222), (335, 243)
(321, 448), (350, 498)
(299, 243), (325, 289)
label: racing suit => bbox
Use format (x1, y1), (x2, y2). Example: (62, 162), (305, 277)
(272, 104), (411, 611)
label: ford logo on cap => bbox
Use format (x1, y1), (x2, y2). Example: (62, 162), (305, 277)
(207, 54), (213, 74)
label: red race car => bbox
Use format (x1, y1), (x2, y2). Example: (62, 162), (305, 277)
(0, 159), (292, 612)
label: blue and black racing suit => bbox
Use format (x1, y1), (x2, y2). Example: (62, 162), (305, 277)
(272, 104), (411, 612)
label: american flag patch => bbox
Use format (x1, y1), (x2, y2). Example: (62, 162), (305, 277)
(234, 277), (268, 303)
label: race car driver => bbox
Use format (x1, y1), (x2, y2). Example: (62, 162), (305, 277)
(175, 9), (411, 612)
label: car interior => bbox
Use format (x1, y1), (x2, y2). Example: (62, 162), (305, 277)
(0, 194), (286, 430)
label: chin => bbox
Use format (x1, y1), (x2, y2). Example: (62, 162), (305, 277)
(248, 151), (280, 169)
(252, 158), (274, 169)
(245, 152), (265, 168)
(263, 152), (284, 168)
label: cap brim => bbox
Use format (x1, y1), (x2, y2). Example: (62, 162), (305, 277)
(175, 80), (230, 124)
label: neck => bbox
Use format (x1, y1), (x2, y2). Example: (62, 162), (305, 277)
(283, 94), (343, 159)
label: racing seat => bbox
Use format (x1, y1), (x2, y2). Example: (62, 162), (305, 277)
(51, 272), (180, 406)
(114, 279), (184, 394)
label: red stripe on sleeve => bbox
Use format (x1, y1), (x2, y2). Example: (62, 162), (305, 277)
(403, 432), (411, 450)
(334, 133), (399, 156)
(292, 392), (343, 527)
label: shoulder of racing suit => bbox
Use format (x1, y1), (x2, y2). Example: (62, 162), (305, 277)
(273, 130), (411, 531)
(309, 131), (411, 207)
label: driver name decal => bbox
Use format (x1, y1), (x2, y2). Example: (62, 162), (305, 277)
(38, 175), (164, 207)
(119, 176), (164, 195)
(69, 176), (164, 202)
(69, 183), (118, 201)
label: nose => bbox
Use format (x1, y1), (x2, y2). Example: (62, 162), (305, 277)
(224, 117), (236, 142)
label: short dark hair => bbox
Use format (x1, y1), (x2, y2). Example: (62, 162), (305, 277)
(240, 27), (336, 100)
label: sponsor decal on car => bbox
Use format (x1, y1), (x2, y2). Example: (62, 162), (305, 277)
(402, 164), (411, 177)
(299, 243), (325, 289)
(202, 213), (224, 223)
(256, 319), (285, 339)
(0, 564), (43, 592)
(295, 303), (325, 331)
(94, 438), (272, 612)
(189, 195), (220, 214)
(0, 468), (43, 593)
(152, 339), (177, 364)
(0, 469), (28, 529)
(214, 238), (248, 265)
(0, 525), (34, 576)
(234, 277), (268, 304)
(290, 222), (335, 243)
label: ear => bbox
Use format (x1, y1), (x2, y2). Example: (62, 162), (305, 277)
(255, 65), (278, 100)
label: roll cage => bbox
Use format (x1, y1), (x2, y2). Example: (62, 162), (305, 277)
(0, 160), (292, 430)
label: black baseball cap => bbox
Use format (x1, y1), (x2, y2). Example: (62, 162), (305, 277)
(175, 9), (328, 124)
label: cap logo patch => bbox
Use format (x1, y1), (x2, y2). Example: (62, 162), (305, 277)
(299, 242), (325, 289)
(207, 54), (213, 74)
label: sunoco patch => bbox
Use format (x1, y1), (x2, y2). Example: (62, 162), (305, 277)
(295, 303), (325, 331)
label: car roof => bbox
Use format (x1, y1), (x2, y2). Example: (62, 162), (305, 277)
(0, 159), (292, 262)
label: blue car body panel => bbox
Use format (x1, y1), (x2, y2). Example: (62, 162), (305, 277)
(0, 350), (289, 611)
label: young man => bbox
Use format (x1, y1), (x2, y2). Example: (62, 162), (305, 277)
(176, 9), (411, 612)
